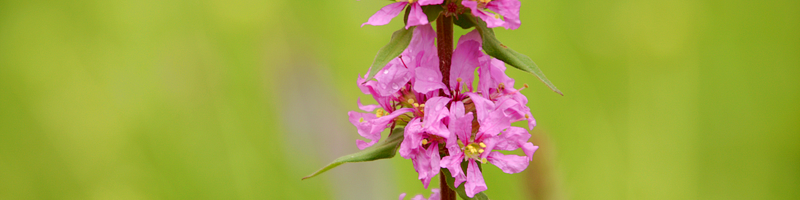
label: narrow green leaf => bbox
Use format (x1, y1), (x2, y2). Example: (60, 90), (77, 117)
(441, 168), (490, 200)
(302, 128), (405, 180)
(453, 14), (474, 29)
(468, 16), (563, 96)
(367, 27), (415, 80)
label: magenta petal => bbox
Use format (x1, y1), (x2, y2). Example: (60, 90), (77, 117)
(450, 40), (482, 90)
(411, 195), (426, 200)
(487, 151), (530, 174)
(413, 67), (447, 93)
(422, 97), (452, 137)
(417, 0), (444, 6)
(457, 29), (483, 46)
(462, 1), (505, 28)
(399, 193), (407, 200)
(362, 2), (408, 27)
(522, 143), (538, 161)
(428, 189), (441, 200)
(405, 4), (428, 29)
(400, 118), (424, 158)
(356, 139), (378, 150)
(357, 98), (381, 112)
(486, 0), (521, 29)
(465, 160), (487, 197)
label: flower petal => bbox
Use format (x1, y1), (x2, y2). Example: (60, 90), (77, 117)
(357, 98), (381, 112)
(362, 2), (408, 27)
(417, 0), (444, 6)
(486, 0), (521, 29)
(464, 160), (487, 197)
(450, 40), (482, 91)
(487, 151), (530, 174)
(462, 1), (505, 28)
(440, 153), (467, 187)
(405, 4), (429, 29)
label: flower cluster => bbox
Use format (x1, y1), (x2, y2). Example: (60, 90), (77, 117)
(351, 6), (537, 197)
(345, 0), (541, 198)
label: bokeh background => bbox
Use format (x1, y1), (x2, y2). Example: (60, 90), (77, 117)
(1, 0), (798, 199)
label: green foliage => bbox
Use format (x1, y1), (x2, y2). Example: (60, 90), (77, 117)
(453, 14), (474, 29)
(367, 27), (416, 80)
(302, 128), (405, 180)
(468, 16), (563, 95)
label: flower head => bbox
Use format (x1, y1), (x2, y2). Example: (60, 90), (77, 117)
(362, 0), (445, 29)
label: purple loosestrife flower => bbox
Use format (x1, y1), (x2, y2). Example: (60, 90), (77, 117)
(441, 95), (538, 197)
(362, 0), (445, 29)
(348, 24), (439, 150)
(462, 0), (522, 30)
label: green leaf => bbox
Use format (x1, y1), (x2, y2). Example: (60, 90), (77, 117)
(422, 5), (443, 22)
(367, 27), (415, 80)
(468, 16), (563, 96)
(441, 167), (490, 200)
(453, 14), (474, 29)
(302, 128), (405, 180)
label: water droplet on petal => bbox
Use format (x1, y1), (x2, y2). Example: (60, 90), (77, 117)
(384, 70), (389, 74)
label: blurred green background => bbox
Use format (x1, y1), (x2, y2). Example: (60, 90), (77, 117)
(1, 0), (798, 199)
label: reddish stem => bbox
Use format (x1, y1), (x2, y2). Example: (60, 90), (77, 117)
(436, 7), (457, 200)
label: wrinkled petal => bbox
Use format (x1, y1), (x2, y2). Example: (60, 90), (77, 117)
(362, 2), (408, 27)
(357, 98), (381, 112)
(373, 61), (412, 96)
(448, 101), (473, 148)
(493, 127), (530, 151)
(462, 1), (505, 28)
(465, 160), (487, 197)
(400, 118), (425, 158)
(486, 0), (521, 29)
(422, 97), (452, 137)
(487, 151), (529, 174)
(413, 66), (446, 93)
(351, 108), (415, 150)
(405, 4), (428, 29)
(450, 40), (482, 91)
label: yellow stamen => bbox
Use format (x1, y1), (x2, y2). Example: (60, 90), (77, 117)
(421, 139), (429, 145)
(457, 77), (463, 83)
(420, 104), (425, 107)
(359, 117), (365, 123)
(478, 149), (484, 153)
(494, 14), (501, 19)
(376, 109), (387, 118)
(413, 103), (420, 107)
(479, 142), (486, 148)
(480, 158), (488, 163)
(498, 83), (505, 90)
(408, 99), (415, 104)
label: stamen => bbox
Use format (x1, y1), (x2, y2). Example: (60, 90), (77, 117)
(457, 77), (463, 83)
(413, 103), (420, 108)
(407, 99), (415, 105)
(479, 142), (486, 148)
(421, 139), (429, 145)
(359, 117), (365, 123)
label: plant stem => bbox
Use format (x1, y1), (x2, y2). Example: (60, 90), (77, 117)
(436, 9), (457, 200)
(437, 11), (453, 90)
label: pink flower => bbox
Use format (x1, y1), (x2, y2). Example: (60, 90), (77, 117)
(439, 93), (539, 197)
(399, 97), (451, 188)
(362, 0), (445, 29)
(462, 0), (522, 30)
